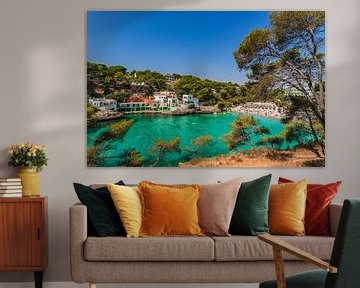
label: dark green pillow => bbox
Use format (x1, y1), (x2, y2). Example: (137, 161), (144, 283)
(73, 181), (126, 237)
(229, 174), (272, 236)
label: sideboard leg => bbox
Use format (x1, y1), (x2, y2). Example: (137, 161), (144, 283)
(34, 271), (43, 288)
(90, 283), (97, 288)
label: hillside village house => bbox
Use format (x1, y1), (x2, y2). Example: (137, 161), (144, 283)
(165, 73), (176, 83)
(118, 94), (156, 112)
(118, 101), (152, 112)
(182, 94), (199, 107)
(153, 91), (180, 110)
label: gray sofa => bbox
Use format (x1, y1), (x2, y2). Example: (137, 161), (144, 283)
(70, 202), (342, 287)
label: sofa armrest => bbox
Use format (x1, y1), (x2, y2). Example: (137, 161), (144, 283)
(69, 203), (88, 283)
(329, 203), (342, 237)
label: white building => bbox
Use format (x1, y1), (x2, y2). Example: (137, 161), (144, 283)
(182, 94), (199, 107)
(130, 82), (147, 87)
(118, 102), (153, 112)
(89, 98), (117, 111)
(118, 94), (156, 112)
(153, 91), (180, 110)
(165, 73), (176, 83)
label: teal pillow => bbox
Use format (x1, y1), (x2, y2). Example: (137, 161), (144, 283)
(229, 174), (272, 236)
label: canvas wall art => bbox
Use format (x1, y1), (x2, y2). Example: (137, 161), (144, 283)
(87, 11), (325, 167)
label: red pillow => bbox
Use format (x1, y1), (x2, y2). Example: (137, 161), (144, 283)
(278, 177), (341, 236)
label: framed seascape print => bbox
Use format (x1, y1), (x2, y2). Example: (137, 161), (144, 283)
(86, 11), (325, 167)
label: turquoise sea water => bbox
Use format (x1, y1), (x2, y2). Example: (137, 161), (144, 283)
(87, 113), (285, 167)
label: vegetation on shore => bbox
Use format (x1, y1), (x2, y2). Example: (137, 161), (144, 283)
(88, 119), (135, 166)
(88, 134), (217, 167)
(223, 115), (270, 150)
(94, 119), (134, 146)
(179, 148), (325, 168)
(233, 11), (325, 157)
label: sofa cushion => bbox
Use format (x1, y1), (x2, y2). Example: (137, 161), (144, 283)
(229, 174), (271, 236)
(73, 181), (126, 237)
(279, 177), (341, 236)
(198, 178), (242, 236)
(139, 181), (203, 237)
(212, 236), (334, 261)
(269, 179), (307, 236)
(84, 236), (214, 261)
(107, 184), (142, 238)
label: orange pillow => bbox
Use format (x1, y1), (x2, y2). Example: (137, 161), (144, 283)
(138, 181), (204, 237)
(269, 179), (307, 236)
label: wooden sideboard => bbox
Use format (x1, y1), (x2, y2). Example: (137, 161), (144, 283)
(0, 197), (48, 288)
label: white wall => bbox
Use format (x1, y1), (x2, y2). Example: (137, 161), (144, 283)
(0, 0), (359, 283)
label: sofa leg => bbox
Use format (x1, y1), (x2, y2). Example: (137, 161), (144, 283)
(89, 283), (96, 288)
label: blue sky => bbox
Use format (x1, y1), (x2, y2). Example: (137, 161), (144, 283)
(87, 11), (270, 84)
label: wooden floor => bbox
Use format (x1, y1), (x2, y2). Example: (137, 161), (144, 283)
(0, 283), (259, 288)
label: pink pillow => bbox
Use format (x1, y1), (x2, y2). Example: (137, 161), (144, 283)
(198, 178), (242, 236)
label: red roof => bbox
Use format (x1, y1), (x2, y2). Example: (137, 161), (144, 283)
(127, 95), (155, 104)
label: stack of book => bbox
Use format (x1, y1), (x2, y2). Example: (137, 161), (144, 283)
(0, 178), (22, 197)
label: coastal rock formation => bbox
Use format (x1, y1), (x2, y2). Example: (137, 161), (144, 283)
(171, 106), (220, 116)
(96, 111), (124, 121)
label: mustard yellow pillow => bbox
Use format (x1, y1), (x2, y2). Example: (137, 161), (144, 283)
(269, 179), (307, 236)
(138, 181), (204, 237)
(107, 183), (142, 238)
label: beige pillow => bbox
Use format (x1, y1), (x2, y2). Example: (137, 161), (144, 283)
(198, 178), (242, 236)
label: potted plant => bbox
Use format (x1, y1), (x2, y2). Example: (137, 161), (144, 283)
(8, 143), (48, 197)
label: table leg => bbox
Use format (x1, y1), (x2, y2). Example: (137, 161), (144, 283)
(34, 271), (43, 288)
